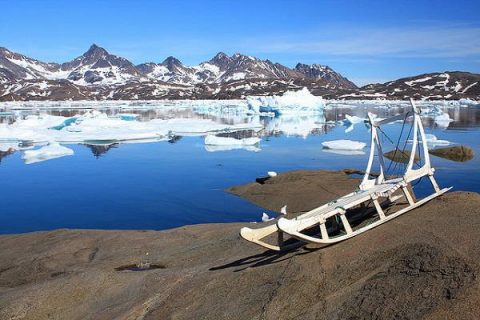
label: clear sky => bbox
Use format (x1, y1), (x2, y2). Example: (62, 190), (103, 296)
(1, 0), (479, 85)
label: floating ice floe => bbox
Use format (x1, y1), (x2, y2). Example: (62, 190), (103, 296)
(459, 98), (479, 107)
(246, 88), (325, 116)
(0, 143), (18, 152)
(419, 106), (453, 128)
(204, 135), (260, 146)
(117, 114), (139, 121)
(22, 142), (74, 164)
(0, 111), (263, 145)
(262, 114), (327, 138)
(204, 135), (261, 152)
(204, 145), (261, 153)
(322, 139), (366, 151)
(343, 115), (365, 125)
(421, 105), (444, 117)
(340, 114), (382, 133)
(408, 133), (451, 149)
(322, 149), (366, 156)
(433, 113), (453, 129)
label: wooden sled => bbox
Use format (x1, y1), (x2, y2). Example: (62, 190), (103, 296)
(240, 99), (451, 251)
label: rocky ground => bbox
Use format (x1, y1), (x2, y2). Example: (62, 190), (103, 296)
(0, 170), (479, 319)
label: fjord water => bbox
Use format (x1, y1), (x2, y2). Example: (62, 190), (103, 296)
(0, 103), (479, 234)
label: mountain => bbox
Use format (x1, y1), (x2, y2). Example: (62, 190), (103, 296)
(295, 63), (357, 89)
(338, 72), (480, 100)
(60, 44), (145, 85)
(0, 44), (479, 101)
(0, 47), (60, 81)
(137, 56), (199, 84)
(136, 52), (355, 87)
(0, 44), (144, 86)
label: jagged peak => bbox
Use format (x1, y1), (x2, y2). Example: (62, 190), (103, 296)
(161, 56), (183, 68)
(231, 52), (255, 60)
(209, 52), (231, 63)
(213, 52), (229, 60)
(84, 44), (109, 57)
(295, 63), (329, 70)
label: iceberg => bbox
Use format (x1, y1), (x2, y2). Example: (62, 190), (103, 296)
(204, 135), (261, 146)
(204, 145), (261, 153)
(322, 149), (366, 156)
(424, 133), (451, 147)
(408, 133), (451, 149)
(118, 114), (139, 121)
(434, 113), (453, 129)
(0, 111), (263, 145)
(262, 114), (327, 138)
(0, 143), (18, 152)
(246, 88), (325, 116)
(22, 142), (74, 164)
(343, 115), (365, 124)
(340, 114), (379, 133)
(459, 98), (479, 107)
(204, 135), (261, 152)
(322, 139), (366, 151)
(421, 105), (444, 117)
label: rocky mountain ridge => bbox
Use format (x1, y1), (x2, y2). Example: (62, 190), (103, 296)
(0, 44), (479, 101)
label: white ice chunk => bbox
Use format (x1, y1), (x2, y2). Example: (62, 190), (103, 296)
(0, 143), (18, 152)
(0, 111), (263, 145)
(261, 212), (274, 222)
(344, 115), (365, 124)
(280, 205), (287, 215)
(267, 171), (277, 177)
(246, 88), (325, 116)
(204, 135), (261, 146)
(434, 113), (453, 129)
(22, 142), (74, 164)
(409, 133), (451, 149)
(459, 98), (479, 106)
(322, 139), (366, 151)
(322, 149), (366, 156)
(204, 135), (261, 152)
(204, 145), (261, 153)
(262, 114), (326, 138)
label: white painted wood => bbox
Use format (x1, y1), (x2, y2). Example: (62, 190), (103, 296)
(320, 223), (329, 240)
(239, 99), (452, 251)
(373, 198), (386, 219)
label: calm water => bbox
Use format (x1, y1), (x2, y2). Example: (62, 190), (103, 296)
(1, 102), (479, 234)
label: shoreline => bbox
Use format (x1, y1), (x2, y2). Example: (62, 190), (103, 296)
(0, 170), (479, 319)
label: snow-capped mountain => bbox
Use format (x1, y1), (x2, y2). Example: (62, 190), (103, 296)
(339, 72), (480, 100)
(60, 44), (145, 85)
(0, 44), (145, 87)
(0, 47), (61, 82)
(295, 63), (356, 89)
(0, 44), (479, 101)
(135, 51), (361, 89)
(137, 56), (199, 84)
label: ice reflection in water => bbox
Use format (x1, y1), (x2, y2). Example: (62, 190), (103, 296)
(0, 100), (479, 234)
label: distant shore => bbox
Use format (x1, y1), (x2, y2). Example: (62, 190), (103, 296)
(0, 169), (479, 319)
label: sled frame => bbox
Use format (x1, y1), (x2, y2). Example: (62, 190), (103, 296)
(240, 99), (451, 251)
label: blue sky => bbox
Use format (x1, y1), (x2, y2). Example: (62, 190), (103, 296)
(1, 0), (479, 85)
